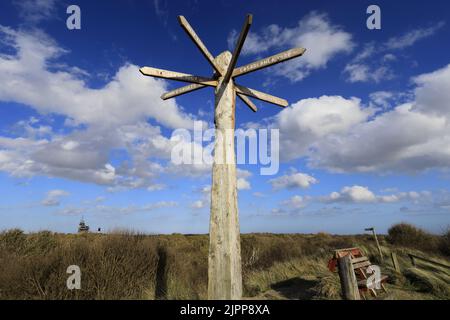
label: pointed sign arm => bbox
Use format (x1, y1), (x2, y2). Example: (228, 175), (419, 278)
(237, 93), (257, 112)
(235, 84), (288, 107)
(232, 47), (306, 78)
(178, 16), (222, 75)
(140, 67), (218, 86)
(223, 14), (253, 84)
(161, 83), (258, 113)
(161, 83), (207, 100)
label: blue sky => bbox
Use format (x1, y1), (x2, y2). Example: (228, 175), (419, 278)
(0, 0), (449, 234)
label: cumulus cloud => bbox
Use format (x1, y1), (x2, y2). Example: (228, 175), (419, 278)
(322, 186), (376, 203)
(269, 171), (318, 190)
(0, 26), (201, 189)
(237, 178), (251, 190)
(228, 12), (353, 81)
(0, 26), (194, 129)
(320, 185), (430, 204)
(275, 95), (372, 161)
(269, 63), (450, 173)
(282, 195), (307, 209)
(42, 189), (69, 206)
(237, 169), (252, 190)
(190, 185), (211, 210)
(311, 64), (450, 173)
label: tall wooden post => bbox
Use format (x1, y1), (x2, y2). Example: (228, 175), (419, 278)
(338, 255), (361, 300)
(139, 14), (306, 300)
(208, 51), (242, 299)
(366, 227), (383, 262)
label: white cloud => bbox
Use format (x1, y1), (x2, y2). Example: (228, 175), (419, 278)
(282, 195), (307, 209)
(237, 168), (251, 190)
(385, 22), (445, 50)
(270, 171), (318, 190)
(344, 62), (394, 83)
(311, 64), (450, 173)
(412, 65), (450, 117)
(14, 0), (58, 24)
(228, 12), (353, 82)
(0, 26), (202, 189)
(267, 64), (450, 174)
(320, 186), (429, 204)
(275, 95), (372, 161)
(191, 200), (206, 209)
(42, 189), (69, 206)
(55, 201), (177, 217)
(369, 91), (398, 110)
(344, 22), (444, 83)
(0, 26), (195, 129)
(322, 185), (376, 203)
(237, 178), (251, 190)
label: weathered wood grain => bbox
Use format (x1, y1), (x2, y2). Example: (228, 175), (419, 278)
(208, 51), (242, 300)
(338, 255), (361, 300)
(235, 84), (288, 107)
(140, 67), (217, 86)
(233, 47), (306, 78)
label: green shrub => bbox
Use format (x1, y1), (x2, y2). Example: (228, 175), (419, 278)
(387, 223), (439, 252)
(439, 228), (450, 257)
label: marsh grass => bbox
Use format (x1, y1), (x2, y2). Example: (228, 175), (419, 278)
(0, 225), (448, 300)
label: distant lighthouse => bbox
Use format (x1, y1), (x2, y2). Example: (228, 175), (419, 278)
(78, 217), (90, 233)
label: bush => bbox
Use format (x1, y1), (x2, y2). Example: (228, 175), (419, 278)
(439, 228), (450, 257)
(387, 223), (439, 252)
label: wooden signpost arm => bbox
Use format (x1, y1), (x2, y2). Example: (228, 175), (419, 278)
(161, 83), (206, 100)
(178, 16), (223, 75)
(232, 47), (306, 78)
(237, 93), (257, 112)
(223, 14), (252, 84)
(139, 67), (217, 86)
(235, 84), (288, 107)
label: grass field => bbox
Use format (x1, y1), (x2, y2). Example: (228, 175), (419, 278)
(0, 224), (449, 300)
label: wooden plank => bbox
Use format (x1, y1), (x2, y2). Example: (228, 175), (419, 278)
(140, 67), (218, 86)
(223, 14), (253, 83)
(334, 247), (360, 252)
(237, 93), (257, 112)
(235, 84), (288, 107)
(353, 261), (371, 269)
(408, 253), (450, 269)
(232, 48), (306, 78)
(391, 252), (401, 273)
(357, 275), (388, 287)
(161, 83), (206, 100)
(351, 256), (369, 264)
(178, 16), (222, 74)
(338, 255), (361, 300)
(358, 267), (368, 279)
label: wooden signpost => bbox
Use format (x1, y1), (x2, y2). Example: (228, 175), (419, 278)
(365, 227), (383, 262)
(140, 14), (306, 300)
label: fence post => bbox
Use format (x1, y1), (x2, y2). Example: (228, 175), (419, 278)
(338, 255), (361, 300)
(391, 252), (401, 273)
